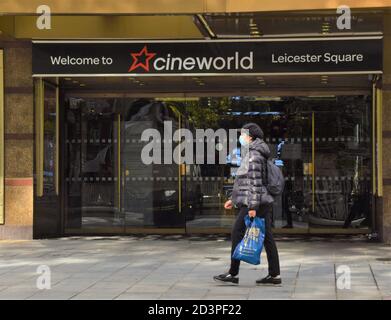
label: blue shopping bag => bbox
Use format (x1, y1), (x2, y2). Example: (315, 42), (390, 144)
(232, 216), (265, 265)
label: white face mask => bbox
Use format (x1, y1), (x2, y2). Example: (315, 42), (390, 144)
(239, 134), (250, 146)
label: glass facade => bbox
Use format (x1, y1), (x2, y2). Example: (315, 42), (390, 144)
(62, 94), (372, 234)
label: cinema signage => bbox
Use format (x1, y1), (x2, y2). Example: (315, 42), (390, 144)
(32, 37), (383, 76)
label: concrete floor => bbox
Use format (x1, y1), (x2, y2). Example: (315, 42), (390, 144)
(0, 235), (390, 300)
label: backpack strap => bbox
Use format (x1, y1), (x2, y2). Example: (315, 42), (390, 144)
(259, 140), (269, 186)
(261, 157), (268, 187)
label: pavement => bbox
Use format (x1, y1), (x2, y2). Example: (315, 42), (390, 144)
(0, 235), (390, 300)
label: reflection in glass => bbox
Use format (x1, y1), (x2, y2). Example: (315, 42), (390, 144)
(64, 95), (372, 233)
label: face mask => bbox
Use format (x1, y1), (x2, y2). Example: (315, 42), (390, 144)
(239, 135), (249, 146)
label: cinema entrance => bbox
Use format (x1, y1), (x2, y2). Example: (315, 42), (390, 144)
(32, 73), (383, 237)
(32, 38), (383, 237)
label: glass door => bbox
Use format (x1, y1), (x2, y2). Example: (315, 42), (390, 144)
(269, 111), (312, 231)
(64, 97), (124, 233)
(178, 97), (312, 233)
(309, 96), (372, 232)
(122, 99), (185, 232)
(64, 97), (187, 234)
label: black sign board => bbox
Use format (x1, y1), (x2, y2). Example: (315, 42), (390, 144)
(32, 37), (383, 76)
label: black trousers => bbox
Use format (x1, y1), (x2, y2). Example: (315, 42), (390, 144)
(229, 205), (280, 277)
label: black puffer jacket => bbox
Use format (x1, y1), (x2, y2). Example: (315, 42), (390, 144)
(231, 138), (271, 210)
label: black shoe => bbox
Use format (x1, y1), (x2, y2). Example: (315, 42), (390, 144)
(256, 275), (282, 286)
(213, 272), (239, 285)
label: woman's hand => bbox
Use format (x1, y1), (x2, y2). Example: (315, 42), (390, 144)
(224, 200), (233, 209)
(248, 210), (256, 218)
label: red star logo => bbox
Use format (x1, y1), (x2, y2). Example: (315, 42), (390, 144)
(128, 46), (156, 72)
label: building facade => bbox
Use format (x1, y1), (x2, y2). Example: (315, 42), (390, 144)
(0, 1), (391, 243)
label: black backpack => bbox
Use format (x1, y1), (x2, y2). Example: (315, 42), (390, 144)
(262, 158), (285, 197)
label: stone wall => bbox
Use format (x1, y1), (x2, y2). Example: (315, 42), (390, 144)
(0, 41), (33, 239)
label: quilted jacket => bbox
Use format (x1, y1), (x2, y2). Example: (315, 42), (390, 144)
(231, 138), (271, 210)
